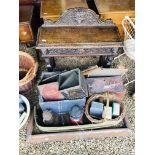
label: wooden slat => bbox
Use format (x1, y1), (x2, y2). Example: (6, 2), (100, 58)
(27, 128), (131, 143)
(26, 111), (132, 143)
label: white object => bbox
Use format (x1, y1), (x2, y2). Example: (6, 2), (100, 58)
(103, 107), (112, 120)
(19, 94), (30, 129)
(122, 16), (135, 60)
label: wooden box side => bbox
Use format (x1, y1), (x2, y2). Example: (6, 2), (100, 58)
(26, 110), (132, 143)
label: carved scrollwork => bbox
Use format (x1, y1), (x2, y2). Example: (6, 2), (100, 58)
(43, 8), (115, 27)
(42, 48), (117, 56)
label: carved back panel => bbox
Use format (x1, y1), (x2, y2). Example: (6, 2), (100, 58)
(42, 8), (115, 27)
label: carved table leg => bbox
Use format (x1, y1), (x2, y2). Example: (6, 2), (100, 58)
(44, 57), (55, 71)
(36, 49), (41, 61)
(50, 57), (56, 71)
(98, 55), (114, 68)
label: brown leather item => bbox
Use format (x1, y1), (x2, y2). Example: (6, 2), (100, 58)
(38, 82), (64, 101)
(19, 5), (34, 43)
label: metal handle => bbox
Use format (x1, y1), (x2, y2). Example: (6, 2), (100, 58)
(22, 31), (27, 36)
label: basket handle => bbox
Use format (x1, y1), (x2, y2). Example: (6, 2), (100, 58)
(19, 67), (34, 83)
(124, 16), (135, 29)
(122, 16), (135, 39)
(24, 67), (34, 80)
(106, 92), (109, 107)
(103, 92), (110, 121)
(19, 68), (27, 71)
(28, 62), (38, 77)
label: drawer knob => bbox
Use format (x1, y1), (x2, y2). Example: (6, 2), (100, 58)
(22, 31), (27, 36)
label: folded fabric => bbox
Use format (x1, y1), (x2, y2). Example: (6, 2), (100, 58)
(59, 70), (79, 90)
(38, 82), (64, 101)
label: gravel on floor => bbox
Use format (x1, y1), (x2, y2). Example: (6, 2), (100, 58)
(19, 46), (135, 155)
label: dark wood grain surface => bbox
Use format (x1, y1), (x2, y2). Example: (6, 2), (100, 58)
(41, 0), (88, 21)
(19, 5), (34, 23)
(19, 0), (36, 5)
(94, 0), (135, 39)
(37, 26), (122, 48)
(94, 0), (134, 13)
(19, 5), (34, 43)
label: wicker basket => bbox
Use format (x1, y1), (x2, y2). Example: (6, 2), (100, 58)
(19, 51), (38, 93)
(122, 16), (135, 60)
(85, 93), (125, 126)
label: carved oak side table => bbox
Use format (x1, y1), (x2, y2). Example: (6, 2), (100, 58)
(36, 8), (123, 71)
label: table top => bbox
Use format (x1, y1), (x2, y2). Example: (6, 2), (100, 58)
(19, 5), (34, 23)
(94, 0), (135, 14)
(37, 26), (122, 49)
(41, 0), (88, 20)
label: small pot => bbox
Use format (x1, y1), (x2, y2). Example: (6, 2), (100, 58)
(19, 51), (38, 93)
(90, 101), (104, 119)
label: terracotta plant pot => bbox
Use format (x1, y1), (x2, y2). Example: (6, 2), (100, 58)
(19, 51), (38, 93)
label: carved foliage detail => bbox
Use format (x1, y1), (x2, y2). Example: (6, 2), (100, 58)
(43, 8), (114, 27)
(42, 48), (117, 56)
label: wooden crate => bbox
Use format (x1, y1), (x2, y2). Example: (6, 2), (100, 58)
(26, 110), (132, 143)
(26, 68), (131, 143)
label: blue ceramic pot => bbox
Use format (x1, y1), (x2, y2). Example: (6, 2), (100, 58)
(90, 101), (104, 118)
